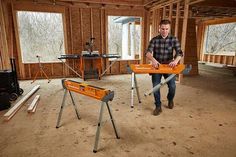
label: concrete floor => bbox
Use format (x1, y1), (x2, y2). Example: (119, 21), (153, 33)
(0, 64), (236, 157)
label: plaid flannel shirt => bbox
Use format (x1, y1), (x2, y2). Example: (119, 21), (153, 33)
(147, 34), (183, 64)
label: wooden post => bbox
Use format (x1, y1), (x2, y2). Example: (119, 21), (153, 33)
(163, 6), (166, 19)
(80, 8), (84, 51)
(174, 2), (180, 38)
(181, 0), (189, 55)
(90, 8), (93, 38)
(0, 0), (10, 69)
(180, 0), (189, 82)
(11, 3), (25, 78)
(168, 3), (173, 23)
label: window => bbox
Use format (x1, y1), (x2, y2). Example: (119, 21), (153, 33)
(108, 16), (142, 60)
(203, 22), (236, 56)
(17, 11), (65, 63)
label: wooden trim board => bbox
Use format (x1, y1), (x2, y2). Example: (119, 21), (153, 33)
(27, 95), (40, 112)
(3, 85), (40, 121)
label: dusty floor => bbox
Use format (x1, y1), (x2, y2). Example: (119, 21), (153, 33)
(0, 64), (236, 157)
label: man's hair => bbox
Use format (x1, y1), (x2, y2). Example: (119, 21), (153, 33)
(159, 19), (171, 25)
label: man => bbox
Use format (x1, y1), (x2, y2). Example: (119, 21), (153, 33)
(146, 19), (183, 116)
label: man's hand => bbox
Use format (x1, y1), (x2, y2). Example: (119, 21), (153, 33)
(169, 60), (178, 68)
(169, 56), (182, 68)
(152, 59), (160, 68)
(146, 51), (160, 68)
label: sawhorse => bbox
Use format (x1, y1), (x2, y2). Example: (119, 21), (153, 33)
(56, 79), (120, 153)
(128, 64), (191, 108)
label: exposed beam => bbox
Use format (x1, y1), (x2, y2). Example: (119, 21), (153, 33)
(58, 0), (143, 6)
(150, 0), (181, 11)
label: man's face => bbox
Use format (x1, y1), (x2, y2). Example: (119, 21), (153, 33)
(159, 24), (170, 38)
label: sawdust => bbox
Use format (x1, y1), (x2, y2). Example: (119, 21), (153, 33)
(0, 64), (236, 157)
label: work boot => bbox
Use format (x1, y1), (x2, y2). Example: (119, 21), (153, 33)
(153, 106), (162, 116)
(168, 101), (174, 109)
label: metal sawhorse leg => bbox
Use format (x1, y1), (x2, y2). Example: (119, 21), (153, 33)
(130, 72), (141, 108)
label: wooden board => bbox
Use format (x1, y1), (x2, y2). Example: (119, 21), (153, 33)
(3, 85), (40, 121)
(27, 95), (40, 112)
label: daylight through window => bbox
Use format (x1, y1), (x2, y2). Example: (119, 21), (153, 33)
(203, 22), (236, 56)
(17, 11), (65, 63)
(108, 16), (142, 60)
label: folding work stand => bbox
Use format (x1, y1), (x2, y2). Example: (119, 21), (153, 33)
(129, 64), (191, 108)
(31, 55), (51, 83)
(58, 54), (120, 80)
(56, 79), (120, 153)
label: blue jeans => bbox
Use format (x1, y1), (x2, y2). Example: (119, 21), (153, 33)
(151, 73), (176, 107)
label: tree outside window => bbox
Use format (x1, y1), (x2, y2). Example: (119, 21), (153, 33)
(17, 11), (65, 63)
(108, 16), (141, 60)
(203, 22), (236, 56)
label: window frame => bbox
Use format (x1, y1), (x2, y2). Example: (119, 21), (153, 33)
(107, 15), (142, 60)
(105, 9), (144, 61)
(13, 3), (68, 64)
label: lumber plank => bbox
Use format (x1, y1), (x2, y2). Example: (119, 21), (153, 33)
(27, 95), (40, 112)
(31, 103), (38, 113)
(3, 85), (40, 120)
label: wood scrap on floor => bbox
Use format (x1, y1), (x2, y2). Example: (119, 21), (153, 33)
(3, 85), (40, 121)
(27, 95), (40, 113)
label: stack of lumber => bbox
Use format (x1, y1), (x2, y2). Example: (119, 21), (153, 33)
(3, 85), (40, 121)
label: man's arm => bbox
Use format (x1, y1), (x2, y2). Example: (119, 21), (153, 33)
(169, 37), (184, 68)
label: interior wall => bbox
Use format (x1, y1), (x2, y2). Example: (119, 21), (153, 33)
(0, 0), (146, 79)
(0, 0), (202, 79)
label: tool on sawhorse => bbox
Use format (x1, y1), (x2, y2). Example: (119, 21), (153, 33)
(128, 64), (192, 108)
(56, 79), (120, 153)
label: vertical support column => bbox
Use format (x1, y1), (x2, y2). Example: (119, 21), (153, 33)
(151, 9), (161, 38)
(80, 8), (84, 51)
(179, 0), (189, 82)
(11, 3), (25, 78)
(181, 0), (189, 59)
(168, 3), (173, 23)
(90, 8), (93, 38)
(174, 2), (180, 38)
(0, 0), (10, 69)
(162, 6), (166, 19)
